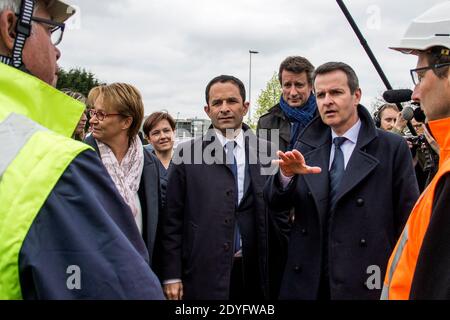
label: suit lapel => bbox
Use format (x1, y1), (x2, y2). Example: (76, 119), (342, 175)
(333, 109), (379, 206)
(139, 149), (159, 248)
(334, 148), (379, 205)
(203, 129), (235, 177)
(296, 118), (331, 226)
(303, 143), (331, 226)
(246, 135), (265, 194)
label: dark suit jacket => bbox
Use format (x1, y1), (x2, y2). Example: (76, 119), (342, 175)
(160, 124), (286, 300)
(264, 105), (420, 300)
(84, 135), (161, 267)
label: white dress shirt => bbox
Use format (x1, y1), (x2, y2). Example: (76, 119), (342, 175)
(280, 119), (362, 186)
(328, 119), (361, 170)
(163, 128), (246, 285)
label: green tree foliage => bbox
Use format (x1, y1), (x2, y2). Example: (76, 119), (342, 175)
(56, 68), (103, 98)
(253, 72), (282, 124)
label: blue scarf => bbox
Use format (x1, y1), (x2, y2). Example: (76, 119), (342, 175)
(279, 93), (317, 150)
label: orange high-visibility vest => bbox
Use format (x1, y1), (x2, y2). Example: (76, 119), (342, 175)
(382, 117), (450, 300)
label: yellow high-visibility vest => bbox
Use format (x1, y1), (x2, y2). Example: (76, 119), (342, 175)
(0, 63), (90, 299)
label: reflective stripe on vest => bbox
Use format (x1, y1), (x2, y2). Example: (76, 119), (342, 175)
(381, 226), (409, 300)
(382, 116), (450, 300)
(0, 113), (46, 179)
(0, 114), (90, 299)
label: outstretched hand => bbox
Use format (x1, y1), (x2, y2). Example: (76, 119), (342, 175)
(274, 150), (322, 177)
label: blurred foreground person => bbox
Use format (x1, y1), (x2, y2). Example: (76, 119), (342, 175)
(0, 0), (163, 299)
(382, 2), (450, 300)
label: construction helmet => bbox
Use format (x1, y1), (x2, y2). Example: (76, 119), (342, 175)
(44, 0), (76, 23)
(0, 0), (76, 68)
(390, 2), (450, 54)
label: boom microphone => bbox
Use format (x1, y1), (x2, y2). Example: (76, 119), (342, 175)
(383, 89), (413, 104)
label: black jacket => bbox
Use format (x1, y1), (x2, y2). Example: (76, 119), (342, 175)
(84, 135), (161, 267)
(264, 105), (420, 300)
(257, 104), (291, 152)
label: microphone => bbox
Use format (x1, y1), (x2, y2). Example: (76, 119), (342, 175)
(414, 107), (426, 123)
(383, 89), (413, 104)
(401, 106), (414, 121)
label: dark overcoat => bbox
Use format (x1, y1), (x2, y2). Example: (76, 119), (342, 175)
(257, 104), (291, 153)
(160, 125), (287, 299)
(264, 105), (420, 300)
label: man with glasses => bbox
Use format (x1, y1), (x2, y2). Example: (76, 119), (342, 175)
(0, 0), (164, 299)
(382, 2), (450, 300)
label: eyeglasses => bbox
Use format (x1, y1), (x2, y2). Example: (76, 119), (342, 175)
(32, 16), (65, 46)
(16, 14), (65, 46)
(410, 62), (450, 86)
(89, 109), (123, 121)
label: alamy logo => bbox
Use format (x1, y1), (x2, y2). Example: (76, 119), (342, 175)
(66, 265), (81, 290)
(366, 265), (381, 290)
(66, 5), (82, 30)
(366, 5), (381, 30)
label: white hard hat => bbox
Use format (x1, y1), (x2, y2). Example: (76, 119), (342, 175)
(390, 2), (450, 54)
(43, 0), (76, 23)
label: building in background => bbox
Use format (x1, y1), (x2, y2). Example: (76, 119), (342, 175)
(174, 118), (211, 147)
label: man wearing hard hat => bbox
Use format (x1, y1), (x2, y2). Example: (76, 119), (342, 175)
(382, 2), (450, 300)
(0, 0), (164, 299)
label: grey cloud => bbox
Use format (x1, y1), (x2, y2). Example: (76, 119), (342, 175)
(59, 0), (443, 118)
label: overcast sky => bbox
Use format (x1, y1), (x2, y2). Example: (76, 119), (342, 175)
(58, 0), (445, 120)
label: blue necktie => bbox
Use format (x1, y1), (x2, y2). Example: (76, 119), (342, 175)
(329, 137), (347, 210)
(225, 141), (241, 254)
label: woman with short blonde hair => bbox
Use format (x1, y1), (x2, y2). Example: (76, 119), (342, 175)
(85, 83), (161, 268)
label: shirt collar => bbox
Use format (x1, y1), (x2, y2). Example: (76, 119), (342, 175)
(331, 118), (362, 144)
(214, 128), (245, 150)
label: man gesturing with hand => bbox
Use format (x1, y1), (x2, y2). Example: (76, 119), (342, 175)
(264, 62), (419, 300)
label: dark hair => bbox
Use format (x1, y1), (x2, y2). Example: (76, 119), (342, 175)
(313, 62), (360, 94)
(143, 111), (176, 136)
(205, 75), (246, 104)
(278, 56), (315, 85)
(425, 46), (450, 79)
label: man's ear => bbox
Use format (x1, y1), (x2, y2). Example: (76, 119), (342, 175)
(204, 105), (210, 116)
(0, 10), (17, 52)
(353, 88), (362, 106)
(243, 101), (250, 115)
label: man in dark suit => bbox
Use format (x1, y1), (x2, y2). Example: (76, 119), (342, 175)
(160, 75), (286, 300)
(264, 62), (420, 300)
